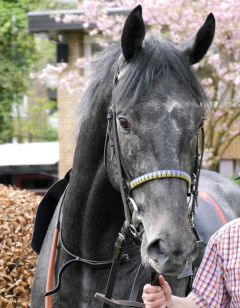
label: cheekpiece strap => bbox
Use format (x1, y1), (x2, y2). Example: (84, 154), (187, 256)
(129, 170), (191, 191)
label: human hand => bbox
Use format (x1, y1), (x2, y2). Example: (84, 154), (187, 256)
(142, 275), (172, 308)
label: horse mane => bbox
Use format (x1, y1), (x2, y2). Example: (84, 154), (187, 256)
(77, 43), (121, 123)
(78, 36), (206, 124)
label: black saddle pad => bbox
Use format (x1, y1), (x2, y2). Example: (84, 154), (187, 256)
(31, 169), (71, 254)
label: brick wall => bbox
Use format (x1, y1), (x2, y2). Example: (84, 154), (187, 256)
(221, 136), (240, 160)
(58, 31), (83, 178)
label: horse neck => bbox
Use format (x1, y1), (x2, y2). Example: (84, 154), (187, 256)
(61, 99), (124, 260)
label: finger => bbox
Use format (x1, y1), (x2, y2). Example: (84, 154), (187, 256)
(143, 284), (163, 294)
(142, 290), (164, 302)
(144, 298), (166, 308)
(159, 275), (172, 302)
(159, 275), (167, 287)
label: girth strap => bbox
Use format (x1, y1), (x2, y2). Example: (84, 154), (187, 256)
(45, 226), (59, 308)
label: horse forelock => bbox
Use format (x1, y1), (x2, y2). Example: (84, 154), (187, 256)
(113, 37), (206, 111)
(77, 37), (206, 136)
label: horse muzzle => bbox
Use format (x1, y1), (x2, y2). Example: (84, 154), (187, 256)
(146, 237), (198, 275)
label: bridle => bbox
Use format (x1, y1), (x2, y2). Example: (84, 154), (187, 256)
(96, 60), (205, 305)
(104, 59), (205, 235)
(44, 58), (205, 308)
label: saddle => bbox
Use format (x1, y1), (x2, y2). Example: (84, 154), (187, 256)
(31, 169), (71, 254)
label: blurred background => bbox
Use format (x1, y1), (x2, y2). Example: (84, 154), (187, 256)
(0, 1), (239, 306)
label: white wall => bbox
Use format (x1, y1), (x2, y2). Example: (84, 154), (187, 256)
(219, 160), (235, 177)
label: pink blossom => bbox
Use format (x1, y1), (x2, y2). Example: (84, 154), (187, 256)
(214, 110), (225, 118)
(75, 58), (86, 69)
(45, 0), (240, 169)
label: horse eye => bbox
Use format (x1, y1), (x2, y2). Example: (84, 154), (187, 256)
(118, 118), (130, 130)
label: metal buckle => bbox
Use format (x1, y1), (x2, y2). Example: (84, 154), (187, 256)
(127, 197), (139, 213)
(187, 194), (193, 214)
(189, 212), (195, 228)
(129, 224), (138, 237)
(188, 194), (195, 228)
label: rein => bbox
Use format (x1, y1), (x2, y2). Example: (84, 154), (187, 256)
(44, 187), (114, 307)
(44, 59), (205, 308)
(95, 60), (205, 306)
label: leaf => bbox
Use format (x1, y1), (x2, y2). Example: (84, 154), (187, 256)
(0, 184), (39, 307)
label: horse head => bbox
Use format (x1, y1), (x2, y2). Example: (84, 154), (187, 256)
(106, 5), (215, 275)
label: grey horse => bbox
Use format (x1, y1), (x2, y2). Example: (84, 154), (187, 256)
(31, 5), (240, 307)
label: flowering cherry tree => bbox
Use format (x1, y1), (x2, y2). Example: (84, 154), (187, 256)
(44, 0), (240, 171)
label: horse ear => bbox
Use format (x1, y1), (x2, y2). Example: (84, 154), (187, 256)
(181, 13), (215, 65)
(121, 5), (146, 61)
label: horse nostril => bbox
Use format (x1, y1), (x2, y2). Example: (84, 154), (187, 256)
(174, 248), (182, 256)
(147, 239), (170, 262)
